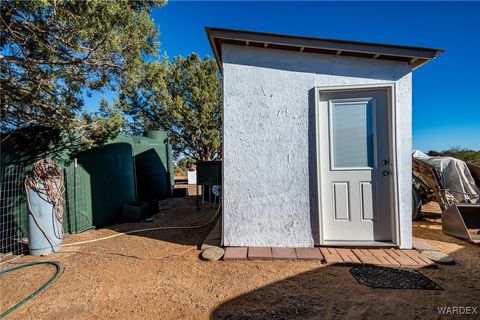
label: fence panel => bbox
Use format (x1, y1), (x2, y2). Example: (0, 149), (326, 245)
(1, 163), (94, 260)
(64, 162), (93, 234)
(0, 166), (27, 257)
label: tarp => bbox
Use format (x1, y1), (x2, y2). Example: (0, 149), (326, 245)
(413, 150), (480, 204)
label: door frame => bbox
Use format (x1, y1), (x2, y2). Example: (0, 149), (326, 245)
(315, 83), (399, 246)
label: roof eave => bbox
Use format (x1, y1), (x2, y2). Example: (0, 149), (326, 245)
(205, 27), (444, 73)
(205, 27), (223, 72)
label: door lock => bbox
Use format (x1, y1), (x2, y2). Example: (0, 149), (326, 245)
(383, 171), (390, 176)
(382, 160), (389, 165)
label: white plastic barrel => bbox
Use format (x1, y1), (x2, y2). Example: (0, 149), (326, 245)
(27, 183), (63, 256)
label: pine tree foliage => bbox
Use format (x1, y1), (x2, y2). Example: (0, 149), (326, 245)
(120, 53), (222, 161)
(1, 0), (166, 147)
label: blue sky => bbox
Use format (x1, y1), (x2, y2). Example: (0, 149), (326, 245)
(85, 1), (480, 152)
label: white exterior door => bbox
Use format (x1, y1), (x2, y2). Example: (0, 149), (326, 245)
(318, 89), (393, 244)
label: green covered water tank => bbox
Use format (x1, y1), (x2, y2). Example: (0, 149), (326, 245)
(1, 128), (173, 236)
(132, 130), (173, 201)
(75, 136), (136, 228)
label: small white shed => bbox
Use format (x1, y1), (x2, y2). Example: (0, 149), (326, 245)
(206, 27), (443, 249)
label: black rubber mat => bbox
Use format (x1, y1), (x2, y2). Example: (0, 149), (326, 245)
(349, 265), (443, 290)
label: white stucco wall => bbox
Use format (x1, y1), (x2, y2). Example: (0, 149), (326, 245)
(222, 44), (412, 248)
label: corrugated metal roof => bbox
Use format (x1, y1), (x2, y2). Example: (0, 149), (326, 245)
(205, 27), (444, 71)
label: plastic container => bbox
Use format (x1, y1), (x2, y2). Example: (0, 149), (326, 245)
(27, 184), (63, 256)
(121, 201), (150, 222)
(76, 138), (136, 228)
(132, 131), (173, 202)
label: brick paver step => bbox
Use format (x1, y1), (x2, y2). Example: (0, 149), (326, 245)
(222, 246), (437, 267)
(248, 247), (273, 260)
(272, 247), (297, 260)
(223, 247), (248, 261)
(295, 248), (324, 260)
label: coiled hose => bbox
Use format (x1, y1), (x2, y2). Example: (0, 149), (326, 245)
(25, 159), (64, 241)
(0, 205), (221, 317)
(0, 261), (63, 318)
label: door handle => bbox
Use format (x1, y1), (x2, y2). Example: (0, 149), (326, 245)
(383, 171), (390, 176)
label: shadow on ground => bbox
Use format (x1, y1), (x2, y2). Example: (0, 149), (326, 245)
(211, 264), (354, 319)
(211, 203), (479, 319)
(211, 243), (480, 320)
(209, 263), (456, 320)
(92, 196), (219, 247)
(420, 211), (442, 220)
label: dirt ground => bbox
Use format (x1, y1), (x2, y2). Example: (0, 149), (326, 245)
(1, 198), (479, 320)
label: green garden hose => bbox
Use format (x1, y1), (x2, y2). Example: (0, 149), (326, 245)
(0, 261), (63, 319)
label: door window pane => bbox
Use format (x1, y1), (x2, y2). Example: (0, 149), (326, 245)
(330, 100), (374, 168)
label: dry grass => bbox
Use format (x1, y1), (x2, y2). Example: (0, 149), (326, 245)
(1, 200), (479, 319)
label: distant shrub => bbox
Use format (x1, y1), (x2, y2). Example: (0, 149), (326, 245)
(174, 158), (197, 176)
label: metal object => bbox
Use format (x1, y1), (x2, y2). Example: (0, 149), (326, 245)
(442, 204), (480, 243)
(0, 165), (27, 257)
(382, 160), (389, 165)
(196, 161), (222, 209)
(413, 156), (480, 242)
(383, 171), (390, 176)
(197, 161), (222, 186)
(412, 157), (449, 210)
(412, 187), (422, 220)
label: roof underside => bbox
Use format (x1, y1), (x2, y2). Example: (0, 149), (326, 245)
(206, 27), (444, 71)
